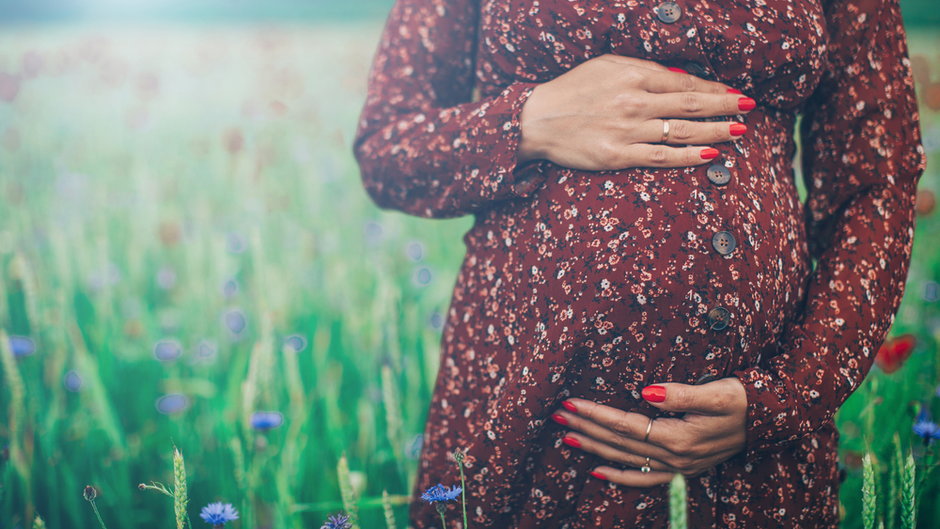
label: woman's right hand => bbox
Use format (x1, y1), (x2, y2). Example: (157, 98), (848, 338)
(517, 53), (754, 171)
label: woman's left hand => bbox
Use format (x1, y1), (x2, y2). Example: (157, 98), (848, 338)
(551, 377), (748, 486)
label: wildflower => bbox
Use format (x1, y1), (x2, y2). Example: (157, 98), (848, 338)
(421, 483), (462, 503)
(195, 340), (218, 361)
(874, 334), (916, 374)
(83, 485), (97, 502)
(319, 512), (352, 529)
(412, 265), (433, 287)
(63, 370), (83, 392)
(250, 411), (284, 430)
(912, 407), (940, 444)
(222, 308), (247, 335)
(155, 394), (190, 415)
(9, 335), (35, 358)
(199, 502), (239, 527)
(154, 339), (183, 362)
(283, 334), (307, 353)
(83, 485), (108, 529)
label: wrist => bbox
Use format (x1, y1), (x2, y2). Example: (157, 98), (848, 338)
(518, 83), (552, 164)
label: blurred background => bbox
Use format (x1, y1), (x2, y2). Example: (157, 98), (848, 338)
(0, 1), (939, 528)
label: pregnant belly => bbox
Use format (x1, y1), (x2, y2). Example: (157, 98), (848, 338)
(467, 108), (811, 391)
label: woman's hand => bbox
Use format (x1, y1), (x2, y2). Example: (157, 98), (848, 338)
(517, 53), (754, 171)
(549, 377), (748, 487)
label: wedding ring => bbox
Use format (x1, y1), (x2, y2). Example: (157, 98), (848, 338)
(644, 416), (655, 443)
(660, 119), (670, 143)
(641, 456), (652, 474)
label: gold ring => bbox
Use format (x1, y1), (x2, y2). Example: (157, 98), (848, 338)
(641, 456), (652, 473)
(660, 119), (670, 143)
(644, 416), (655, 443)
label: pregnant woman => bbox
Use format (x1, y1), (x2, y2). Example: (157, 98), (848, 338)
(352, 0), (927, 527)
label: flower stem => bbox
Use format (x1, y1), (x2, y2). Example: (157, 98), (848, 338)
(439, 511), (448, 529)
(457, 459), (469, 529)
(89, 500), (109, 529)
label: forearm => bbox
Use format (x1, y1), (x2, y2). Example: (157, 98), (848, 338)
(732, 177), (918, 459)
(353, 80), (549, 219)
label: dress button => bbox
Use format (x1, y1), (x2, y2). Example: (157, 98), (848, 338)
(655, 2), (682, 23)
(683, 61), (709, 78)
(712, 231), (736, 255)
(706, 164), (731, 186)
(707, 306), (732, 331)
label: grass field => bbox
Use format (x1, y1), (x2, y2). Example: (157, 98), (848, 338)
(1, 23), (939, 528)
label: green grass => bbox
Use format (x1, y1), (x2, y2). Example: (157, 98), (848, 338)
(0, 23), (939, 528)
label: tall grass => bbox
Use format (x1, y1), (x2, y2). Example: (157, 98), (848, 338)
(0, 24), (938, 528)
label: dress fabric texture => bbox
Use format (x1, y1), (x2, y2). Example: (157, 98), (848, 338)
(352, 0), (927, 527)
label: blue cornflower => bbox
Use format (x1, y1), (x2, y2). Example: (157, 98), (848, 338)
(913, 408), (940, 444)
(199, 502), (239, 526)
(421, 483), (462, 504)
(250, 411), (284, 430)
(9, 335), (35, 358)
(319, 512), (352, 529)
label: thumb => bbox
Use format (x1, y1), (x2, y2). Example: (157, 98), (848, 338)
(641, 382), (726, 414)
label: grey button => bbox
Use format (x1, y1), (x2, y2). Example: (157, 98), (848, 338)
(696, 372), (719, 385)
(683, 61), (709, 78)
(707, 164), (731, 186)
(712, 231), (736, 255)
(656, 2), (682, 23)
(707, 306), (731, 330)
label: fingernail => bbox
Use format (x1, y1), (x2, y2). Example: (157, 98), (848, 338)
(562, 400), (578, 413)
(667, 67), (688, 74)
(699, 148), (719, 160)
(726, 87), (743, 94)
(590, 470), (607, 480)
(729, 123), (747, 136)
(738, 97), (756, 111)
(562, 436), (581, 448)
(642, 385), (667, 403)
(551, 413), (568, 426)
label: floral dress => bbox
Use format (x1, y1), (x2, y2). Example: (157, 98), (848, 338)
(352, 0), (927, 527)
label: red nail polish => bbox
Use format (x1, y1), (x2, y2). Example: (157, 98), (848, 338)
(562, 436), (581, 448)
(699, 148), (719, 160)
(562, 400), (578, 413)
(551, 413), (568, 426)
(738, 97), (756, 111)
(642, 385), (667, 403)
(726, 88), (743, 94)
(729, 123), (747, 136)
(590, 470), (607, 480)
(667, 67), (688, 74)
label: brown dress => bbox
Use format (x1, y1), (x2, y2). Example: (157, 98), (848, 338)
(352, 0), (927, 527)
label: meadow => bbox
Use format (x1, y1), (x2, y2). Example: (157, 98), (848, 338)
(0, 22), (939, 529)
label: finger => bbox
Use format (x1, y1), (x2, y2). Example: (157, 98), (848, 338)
(553, 409), (679, 461)
(598, 53), (676, 73)
(641, 90), (755, 119)
(639, 67), (742, 96)
(641, 379), (745, 415)
(562, 399), (688, 454)
(616, 143), (720, 169)
(591, 466), (676, 487)
(635, 118), (747, 146)
(561, 432), (680, 473)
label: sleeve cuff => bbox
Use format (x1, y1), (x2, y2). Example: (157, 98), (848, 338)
(731, 324), (825, 463)
(483, 81), (550, 200)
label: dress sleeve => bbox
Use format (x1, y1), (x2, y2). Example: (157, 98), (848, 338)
(731, 0), (928, 461)
(351, 0), (550, 219)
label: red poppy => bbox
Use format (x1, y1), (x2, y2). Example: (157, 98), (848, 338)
(874, 333), (917, 374)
